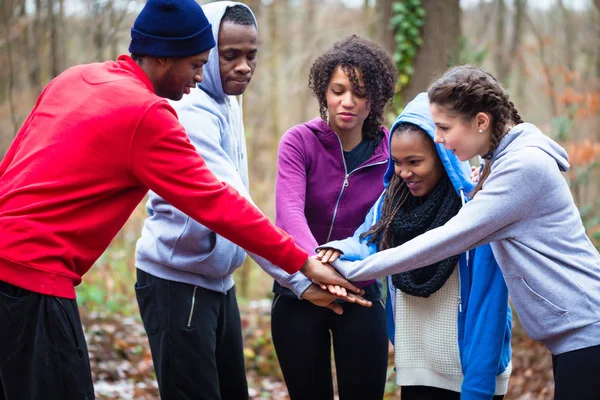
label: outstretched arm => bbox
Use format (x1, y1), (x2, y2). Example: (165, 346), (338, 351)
(131, 102), (360, 291)
(330, 152), (546, 281)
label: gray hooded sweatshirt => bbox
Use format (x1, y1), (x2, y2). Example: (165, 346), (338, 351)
(332, 123), (600, 355)
(135, 1), (308, 296)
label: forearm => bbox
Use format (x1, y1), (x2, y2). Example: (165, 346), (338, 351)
(331, 205), (500, 281)
(249, 252), (311, 298)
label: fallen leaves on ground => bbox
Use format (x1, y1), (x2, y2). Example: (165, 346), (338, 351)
(82, 301), (553, 399)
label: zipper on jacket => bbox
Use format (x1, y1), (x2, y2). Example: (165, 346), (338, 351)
(326, 135), (387, 242)
(187, 286), (198, 327)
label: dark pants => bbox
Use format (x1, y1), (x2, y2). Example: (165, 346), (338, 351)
(0, 280), (94, 400)
(271, 293), (388, 400)
(135, 269), (248, 400)
(401, 386), (504, 399)
(552, 344), (600, 400)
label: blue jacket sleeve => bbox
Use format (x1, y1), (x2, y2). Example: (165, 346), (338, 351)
(316, 193), (383, 260)
(460, 244), (512, 400)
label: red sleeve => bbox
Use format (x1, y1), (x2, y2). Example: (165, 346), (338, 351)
(129, 102), (307, 274)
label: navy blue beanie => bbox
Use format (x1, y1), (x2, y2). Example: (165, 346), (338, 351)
(129, 0), (216, 58)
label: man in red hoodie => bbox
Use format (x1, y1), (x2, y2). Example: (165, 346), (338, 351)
(0, 0), (367, 398)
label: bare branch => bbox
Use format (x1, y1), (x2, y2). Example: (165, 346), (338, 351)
(525, 11), (558, 117)
(0, 1), (20, 135)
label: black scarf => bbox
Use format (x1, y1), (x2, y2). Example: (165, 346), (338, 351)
(390, 173), (462, 297)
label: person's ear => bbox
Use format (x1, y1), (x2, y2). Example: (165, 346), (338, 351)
(475, 112), (491, 133)
(155, 57), (170, 69)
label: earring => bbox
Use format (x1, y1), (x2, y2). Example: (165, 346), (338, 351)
(479, 129), (483, 133)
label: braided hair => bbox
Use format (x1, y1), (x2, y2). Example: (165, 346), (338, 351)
(360, 123), (426, 250)
(309, 35), (398, 140)
(428, 65), (523, 196)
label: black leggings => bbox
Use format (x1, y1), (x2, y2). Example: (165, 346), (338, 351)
(401, 386), (504, 399)
(271, 294), (388, 400)
(552, 344), (600, 400)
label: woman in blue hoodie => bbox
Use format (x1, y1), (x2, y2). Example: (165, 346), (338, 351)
(319, 93), (512, 400)
(319, 66), (600, 399)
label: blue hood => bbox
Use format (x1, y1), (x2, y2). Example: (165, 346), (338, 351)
(384, 92), (475, 196)
(199, 1), (257, 99)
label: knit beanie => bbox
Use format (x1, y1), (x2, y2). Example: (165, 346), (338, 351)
(129, 0), (216, 58)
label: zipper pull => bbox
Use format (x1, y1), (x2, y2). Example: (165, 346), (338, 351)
(458, 296), (463, 313)
(343, 174), (349, 188)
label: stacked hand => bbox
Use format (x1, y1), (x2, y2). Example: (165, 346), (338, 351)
(299, 253), (370, 314)
(300, 255), (359, 297)
(316, 248), (341, 263)
(301, 284), (372, 315)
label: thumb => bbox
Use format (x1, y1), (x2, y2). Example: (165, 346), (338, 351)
(327, 303), (343, 315)
(312, 279), (327, 291)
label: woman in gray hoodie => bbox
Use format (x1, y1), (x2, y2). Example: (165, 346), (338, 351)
(319, 65), (600, 400)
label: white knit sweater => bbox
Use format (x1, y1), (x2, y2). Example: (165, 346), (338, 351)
(394, 267), (511, 394)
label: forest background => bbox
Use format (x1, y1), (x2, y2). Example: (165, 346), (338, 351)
(1, 0), (600, 398)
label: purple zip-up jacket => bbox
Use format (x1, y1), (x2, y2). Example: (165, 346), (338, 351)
(275, 118), (389, 287)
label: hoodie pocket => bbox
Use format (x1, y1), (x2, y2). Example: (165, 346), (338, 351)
(505, 274), (569, 341)
(172, 218), (246, 277)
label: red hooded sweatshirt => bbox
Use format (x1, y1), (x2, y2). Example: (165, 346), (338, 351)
(0, 55), (307, 299)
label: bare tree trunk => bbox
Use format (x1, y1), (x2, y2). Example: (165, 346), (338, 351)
(557, 0), (575, 72)
(268, 1), (281, 144)
(511, 0), (527, 103)
(0, 0), (20, 135)
(57, 0), (65, 73)
(92, 0), (105, 61)
(299, 0), (315, 122)
(402, 0), (461, 104)
(37, 0), (49, 88)
(594, 0), (600, 83)
(375, 0), (394, 56)
(494, 0), (508, 84)
(526, 12), (558, 117)
(109, 1), (118, 60)
(363, 0), (375, 38)
(47, 0), (60, 78)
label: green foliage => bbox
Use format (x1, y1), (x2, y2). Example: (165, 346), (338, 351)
(76, 243), (138, 316)
(552, 109), (600, 251)
(391, 0), (425, 92)
(551, 116), (574, 141)
(569, 161), (599, 189)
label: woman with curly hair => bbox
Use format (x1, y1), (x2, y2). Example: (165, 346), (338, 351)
(270, 35), (397, 399)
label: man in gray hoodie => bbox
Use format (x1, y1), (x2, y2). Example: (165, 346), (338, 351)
(134, 3), (357, 399)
